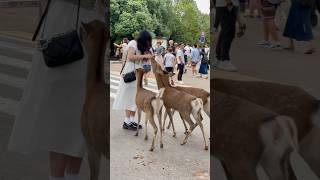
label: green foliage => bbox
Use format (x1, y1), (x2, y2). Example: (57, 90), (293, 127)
(110, 0), (210, 45)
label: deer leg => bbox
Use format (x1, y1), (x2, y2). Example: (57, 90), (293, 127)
(181, 114), (195, 145)
(148, 113), (158, 151)
(157, 107), (164, 148)
(135, 110), (142, 136)
(88, 147), (101, 180)
(167, 108), (176, 137)
(194, 111), (208, 150)
(145, 113), (148, 140)
(179, 112), (188, 134)
(163, 108), (168, 131)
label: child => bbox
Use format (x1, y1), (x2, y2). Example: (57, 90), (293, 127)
(163, 48), (176, 85)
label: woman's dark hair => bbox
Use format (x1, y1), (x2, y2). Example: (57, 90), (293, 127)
(136, 30), (152, 55)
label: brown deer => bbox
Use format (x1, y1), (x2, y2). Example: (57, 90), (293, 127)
(135, 68), (164, 151)
(157, 71), (208, 150)
(79, 20), (108, 180)
(213, 90), (299, 180)
(212, 78), (320, 178)
(150, 58), (210, 135)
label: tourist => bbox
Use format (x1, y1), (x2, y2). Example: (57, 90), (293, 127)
(283, 0), (315, 54)
(176, 44), (185, 84)
(113, 30), (154, 130)
(199, 48), (209, 79)
(191, 44), (201, 76)
(215, 0), (239, 72)
(164, 48), (176, 85)
(257, 0), (283, 49)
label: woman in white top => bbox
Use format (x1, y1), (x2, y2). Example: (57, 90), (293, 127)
(112, 30), (154, 130)
(8, 0), (105, 180)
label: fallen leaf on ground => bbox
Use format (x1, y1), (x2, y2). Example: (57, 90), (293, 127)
(193, 170), (209, 180)
(133, 154), (144, 159)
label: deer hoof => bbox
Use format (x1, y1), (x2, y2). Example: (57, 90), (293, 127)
(145, 136), (148, 140)
(173, 133), (176, 137)
(181, 141), (186, 145)
(166, 126), (170, 129)
(160, 144), (163, 148)
(205, 146), (208, 151)
(135, 133), (138, 136)
(149, 147), (154, 151)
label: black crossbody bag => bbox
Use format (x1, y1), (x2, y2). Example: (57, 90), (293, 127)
(120, 53), (136, 83)
(32, 0), (84, 68)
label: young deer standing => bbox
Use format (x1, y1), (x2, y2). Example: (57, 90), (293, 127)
(158, 72), (208, 150)
(80, 20), (108, 180)
(135, 68), (165, 151)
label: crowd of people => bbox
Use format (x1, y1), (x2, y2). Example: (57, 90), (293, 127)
(113, 32), (210, 130)
(213, 0), (319, 72)
(114, 38), (210, 86)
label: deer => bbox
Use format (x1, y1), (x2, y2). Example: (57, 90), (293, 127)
(213, 90), (299, 180)
(135, 68), (165, 151)
(150, 58), (210, 136)
(157, 70), (208, 150)
(79, 20), (108, 180)
(212, 78), (320, 178)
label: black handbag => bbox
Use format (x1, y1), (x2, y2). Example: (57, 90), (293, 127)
(120, 53), (136, 83)
(32, 0), (84, 68)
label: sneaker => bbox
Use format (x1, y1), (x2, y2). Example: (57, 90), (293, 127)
(123, 122), (137, 130)
(217, 61), (238, 72)
(257, 41), (272, 48)
(178, 81), (184, 84)
(270, 44), (284, 50)
(131, 122), (142, 129)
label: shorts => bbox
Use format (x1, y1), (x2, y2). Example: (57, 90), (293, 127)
(261, 0), (278, 20)
(191, 62), (197, 66)
(143, 64), (151, 73)
(165, 67), (174, 73)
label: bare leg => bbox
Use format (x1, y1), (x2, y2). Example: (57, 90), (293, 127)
(49, 152), (69, 177)
(125, 110), (131, 118)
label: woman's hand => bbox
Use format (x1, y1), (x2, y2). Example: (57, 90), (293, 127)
(144, 54), (154, 59)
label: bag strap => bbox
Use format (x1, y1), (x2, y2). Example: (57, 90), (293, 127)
(32, 0), (81, 42)
(32, 0), (51, 41)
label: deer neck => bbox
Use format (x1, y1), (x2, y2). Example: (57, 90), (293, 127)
(86, 39), (106, 89)
(136, 70), (143, 90)
(151, 58), (165, 89)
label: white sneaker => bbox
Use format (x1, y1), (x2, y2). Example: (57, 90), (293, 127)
(270, 44), (284, 50)
(217, 61), (238, 72)
(257, 41), (272, 48)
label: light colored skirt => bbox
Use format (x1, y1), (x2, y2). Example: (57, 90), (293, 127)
(112, 61), (141, 112)
(8, 0), (101, 158)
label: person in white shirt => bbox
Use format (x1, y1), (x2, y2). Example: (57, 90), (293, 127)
(163, 48), (176, 85)
(176, 44), (185, 84)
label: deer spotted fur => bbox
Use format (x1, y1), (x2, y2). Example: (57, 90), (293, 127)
(79, 20), (108, 180)
(213, 91), (298, 180)
(212, 78), (320, 177)
(135, 68), (164, 151)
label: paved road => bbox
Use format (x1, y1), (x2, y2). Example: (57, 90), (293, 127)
(110, 64), (210, 180)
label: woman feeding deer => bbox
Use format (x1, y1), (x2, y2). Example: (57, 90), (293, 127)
(112, 30), (155, 130)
